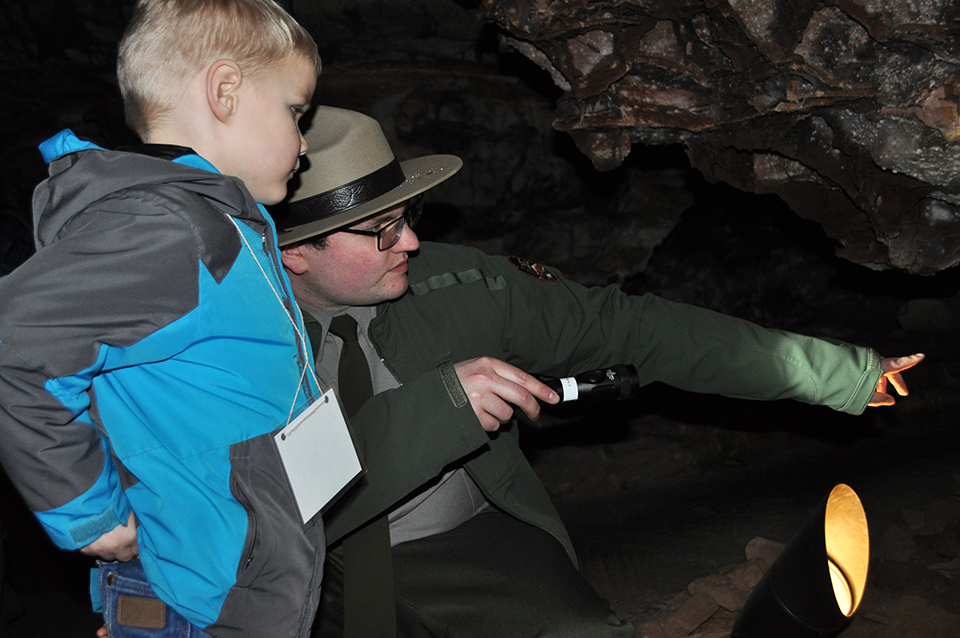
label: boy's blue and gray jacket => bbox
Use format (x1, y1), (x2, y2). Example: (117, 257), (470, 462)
(0, 131), (324, 637)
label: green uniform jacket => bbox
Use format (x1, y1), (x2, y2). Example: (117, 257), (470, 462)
(317, 242), (882, 565)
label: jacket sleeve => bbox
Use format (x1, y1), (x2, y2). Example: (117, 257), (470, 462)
(401, 244), (882, 416)
(489, 254), (883, 415)
(0, 198), (201, 549)
(322, 358), (491, 545)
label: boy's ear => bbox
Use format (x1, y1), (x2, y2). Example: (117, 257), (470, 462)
(207, 59), (243, 123)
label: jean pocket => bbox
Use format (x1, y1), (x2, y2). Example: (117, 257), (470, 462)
(99, 561), (191, 638)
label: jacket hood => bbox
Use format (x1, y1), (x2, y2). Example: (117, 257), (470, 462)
(31, 130), (265, 249)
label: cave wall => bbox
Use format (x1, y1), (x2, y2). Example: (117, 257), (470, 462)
(480, 0), (960, 274)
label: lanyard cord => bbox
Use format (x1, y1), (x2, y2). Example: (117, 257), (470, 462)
(227, 216), (317, 426)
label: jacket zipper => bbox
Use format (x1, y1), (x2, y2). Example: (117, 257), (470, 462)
(251, 215), (318, 404)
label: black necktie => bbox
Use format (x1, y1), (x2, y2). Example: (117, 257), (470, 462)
(328, 314), (374, 418)
(327, 315), (396, 638)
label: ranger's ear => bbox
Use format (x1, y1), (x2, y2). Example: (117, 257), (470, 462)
(280, 243), (309, 275)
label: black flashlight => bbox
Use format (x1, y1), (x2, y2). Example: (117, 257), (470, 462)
(535, 364), (640, 402)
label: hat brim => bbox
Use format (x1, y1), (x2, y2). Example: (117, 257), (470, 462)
(278, 154), (462, 246)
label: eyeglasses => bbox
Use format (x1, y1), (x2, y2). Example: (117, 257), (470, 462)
(339, 194), (424, 251)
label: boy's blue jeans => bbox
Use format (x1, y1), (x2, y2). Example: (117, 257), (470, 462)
(97, 559), (214, 638)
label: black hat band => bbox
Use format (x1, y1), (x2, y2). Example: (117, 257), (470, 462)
(286, 158), (405, 226)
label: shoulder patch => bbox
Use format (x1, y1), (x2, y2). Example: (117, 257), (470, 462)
(508, 256), (557, 282)
(409, 269), (505, 295)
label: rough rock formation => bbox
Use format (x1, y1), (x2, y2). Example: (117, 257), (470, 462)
(481, 0), (960, 274)
(6, 0), (960, 279)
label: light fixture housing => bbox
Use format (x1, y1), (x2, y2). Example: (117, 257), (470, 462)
(732, 484), (870, 637)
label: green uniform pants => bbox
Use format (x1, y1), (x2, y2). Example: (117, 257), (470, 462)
(312, 510), (634, 638)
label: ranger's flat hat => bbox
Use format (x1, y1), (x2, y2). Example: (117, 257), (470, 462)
(278, 106), (462, 246)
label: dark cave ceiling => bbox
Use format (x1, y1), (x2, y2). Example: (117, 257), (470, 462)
(3, 0), (960, 276)
(479, 0), (960, 274)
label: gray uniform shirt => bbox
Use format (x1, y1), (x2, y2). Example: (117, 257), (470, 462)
(301, 302), (489, 546)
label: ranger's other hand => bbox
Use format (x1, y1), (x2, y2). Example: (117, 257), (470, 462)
(868, 353), (925, 407)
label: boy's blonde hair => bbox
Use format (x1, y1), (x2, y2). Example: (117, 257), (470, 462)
(118, 0), (321, 139)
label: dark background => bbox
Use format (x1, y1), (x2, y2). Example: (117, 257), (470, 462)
(2, 1), (959, 636)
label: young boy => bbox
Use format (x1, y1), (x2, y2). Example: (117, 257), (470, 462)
(0, 1), (326, 636)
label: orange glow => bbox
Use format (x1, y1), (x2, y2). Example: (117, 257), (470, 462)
(828, 558), (853, 616)
(824, 484), (870, 616)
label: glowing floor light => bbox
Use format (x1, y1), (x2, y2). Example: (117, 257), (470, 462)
(828, 559), (853, 616)
(732, 484), (870, 637)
